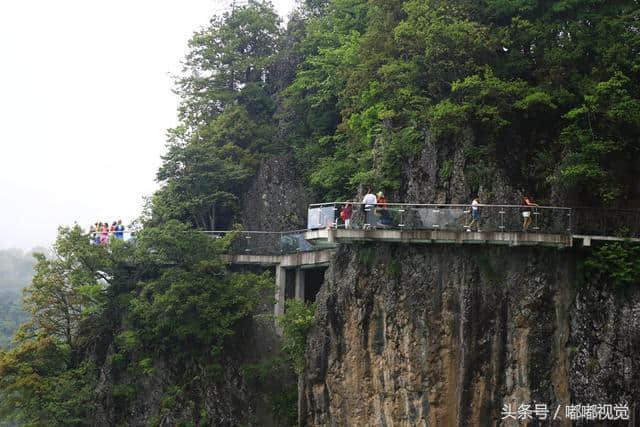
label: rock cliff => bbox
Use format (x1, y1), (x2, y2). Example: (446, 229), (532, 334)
(301, 244), (640, 425)
(238, 155), (313, 231)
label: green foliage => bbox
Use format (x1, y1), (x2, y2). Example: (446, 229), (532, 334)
(277, 299), (316, 374)
(356, 245), (377, 266)
(20, 226), (109, 352)
(272, 384), (298, 426)
(242, 356), (288, 384)
(243, 356), (298, 425)
(127, 222), (273, 366)
(281, 0), (640, 204)
(0, 337), (96, 426)
(153, 0), (285, 230)
(585, 242), (640, 288)
(0, 221), (275, 424)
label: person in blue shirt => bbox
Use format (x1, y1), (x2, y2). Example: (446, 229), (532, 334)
(115, 219), (125, 239)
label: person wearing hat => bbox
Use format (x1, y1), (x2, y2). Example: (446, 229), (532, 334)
(376, 191), (389, 225)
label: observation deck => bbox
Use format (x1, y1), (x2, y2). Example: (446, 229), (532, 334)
(211, 203), (640, 258)
(210, 202), (640, 321)
(306, 202), (575, 247)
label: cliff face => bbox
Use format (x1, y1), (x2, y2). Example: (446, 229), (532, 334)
(301, 244), (640, 425)
(237, 155), (313, 231)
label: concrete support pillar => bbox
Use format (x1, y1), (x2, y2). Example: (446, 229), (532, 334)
(295, 268), (305, 301)
(327, 227), (335, 244)
(274, 265), (286, 319)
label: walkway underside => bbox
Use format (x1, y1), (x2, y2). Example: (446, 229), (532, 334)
(305, 228), (573, 248)
(222, 249), (334, 268)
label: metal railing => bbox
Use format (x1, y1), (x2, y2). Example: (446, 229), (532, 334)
(193, 204), (640, 256)
(571, 208), (640, 238)
(202, 230), (315, 255)
(308, 202), (573, 235)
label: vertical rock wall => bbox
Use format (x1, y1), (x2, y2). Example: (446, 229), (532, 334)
(301, 244), (640, 426)
(237, 155), (313, 231)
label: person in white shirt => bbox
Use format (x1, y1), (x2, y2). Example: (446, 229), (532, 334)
(362, 188), (377, 228)
(467, 197), (481, 232)
(362, 189), (377, 205)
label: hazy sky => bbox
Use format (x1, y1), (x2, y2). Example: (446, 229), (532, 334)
(0, 0), (296, 251)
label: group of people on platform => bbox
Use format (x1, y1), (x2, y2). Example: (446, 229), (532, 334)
(467, 195), (539, 232)
(337, 191), (539, 232)
(338, 188), (389, 230)
(89, 220), (125, 245)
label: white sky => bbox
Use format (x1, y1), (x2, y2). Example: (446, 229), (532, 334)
(0, 0), (296, 251)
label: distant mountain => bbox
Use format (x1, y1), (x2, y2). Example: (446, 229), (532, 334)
(0, 248), (39, 349)
(0, 248), (42, 291)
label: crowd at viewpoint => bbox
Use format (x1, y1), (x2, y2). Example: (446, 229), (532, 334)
(89, 220), (126, 245)
(336, 189), (539, 232)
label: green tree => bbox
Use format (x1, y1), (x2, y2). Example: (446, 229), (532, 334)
(21, 226), (107, 354)
(127, 221), (273, 367)
(153, 0), (284, 230)
(0, 338), (96, 426)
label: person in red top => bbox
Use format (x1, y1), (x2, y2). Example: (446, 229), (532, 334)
(376, 191), (390, 226)
(522, 195), (539, 232)
(340, 202), (353, 229)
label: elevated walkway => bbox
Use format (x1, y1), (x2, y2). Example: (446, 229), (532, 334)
(305, 228), (572, 247)
(214, 202), (640, 320)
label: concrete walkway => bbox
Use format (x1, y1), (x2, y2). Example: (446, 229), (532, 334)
(305, 228), (573, 247)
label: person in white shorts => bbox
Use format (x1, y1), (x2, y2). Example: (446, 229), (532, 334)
(522, 195), (538, 232)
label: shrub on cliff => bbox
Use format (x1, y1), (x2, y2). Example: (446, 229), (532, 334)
(278, 299), (316, 374)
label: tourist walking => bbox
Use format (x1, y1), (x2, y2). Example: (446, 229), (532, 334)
(468, 197), (481, 232)
(522, 195), (538, 232)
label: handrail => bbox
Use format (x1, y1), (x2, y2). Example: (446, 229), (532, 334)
(200, 229), (311, 234)
(308, 201), (572, 211)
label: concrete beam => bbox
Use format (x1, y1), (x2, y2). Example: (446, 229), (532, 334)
(280, 249), (335, 268)
(222, 249), (336, 268)
(221, 254), (281, 266)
